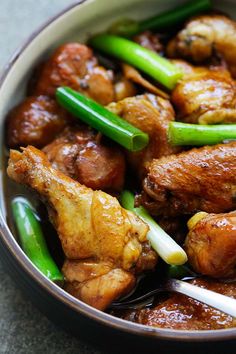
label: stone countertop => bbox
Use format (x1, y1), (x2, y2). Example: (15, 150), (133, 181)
(0, 1), (102, 353)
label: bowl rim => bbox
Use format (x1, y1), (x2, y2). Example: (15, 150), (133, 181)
(0, 0), (236, 342)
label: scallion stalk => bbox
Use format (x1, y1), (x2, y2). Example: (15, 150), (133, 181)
(120, 190), (187, 265)
(90, 34), (182, 89)
(56, 87), (149, 152)
(109, 0), (211, 37)
(168, 122), (236, 146)
(12, 197), (64, 284)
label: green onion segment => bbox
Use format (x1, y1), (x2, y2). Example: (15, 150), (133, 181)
(109, 0), (211, 37)
(90, 34), (182, 89)
(12, 197), (64, 284)
(56, 87), (149, 152)
(120, 190), (188, 265)
(168, 122), (236, 146)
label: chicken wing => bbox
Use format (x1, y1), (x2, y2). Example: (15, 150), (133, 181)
(33, 43), (115, 105)
(167, 14), (236, 78)
(185, 211), (236, 278)
(7, 146), (157, 310)
(171, 64), (236, 124)
(43, 126), (125, 192)
(141, 142), (236, 217)
(107, 94), (179, 176)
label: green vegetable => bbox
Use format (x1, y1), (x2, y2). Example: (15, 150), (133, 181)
(168, 122), (236, 146)
(90, 34), (182, 89)
(120, 190), (187, 265)
(56, 87), (149, 152)
(167, 265), (193, 279)
(12, 197), (64, 284)
(109, 0), (211, 37)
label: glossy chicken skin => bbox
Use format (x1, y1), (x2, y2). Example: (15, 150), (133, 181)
(142, 142), (236, 217)
(7, 96), (69, 148)
(33, 43), (115, 105)
(185, 211), (236, 278)
(133, 31), (163, 53)
(43, 126), (125, 192)
(171, 65), (236, 124)
(124, 279), (236, 330)
(167, 15), (236, 78)
(7, 146), (157, 310)
(107, 94), (178, 176)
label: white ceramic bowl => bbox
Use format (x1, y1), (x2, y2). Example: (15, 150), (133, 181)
(0, 1), (236, 353)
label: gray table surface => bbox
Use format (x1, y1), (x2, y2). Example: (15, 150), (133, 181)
(0, 1), (102, 353)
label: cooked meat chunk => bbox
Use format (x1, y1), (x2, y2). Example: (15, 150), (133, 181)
(171, 64), (236, 124)
(122, 64), (169, 99)
(6, 96), (69, 148)
(123, 279), (236, 330)
(107, 94), (179, 176)
(133, 31), (163, 53)
(33, 43), (115, 105)
(43, 126), (125, 192)
(7, 146), (157, 310)
(185, 211), (236, 278)
(158, 216), (188, 245)
(141, 142), (236, 217)
(114, 76), (137, 101)
(63, 260), (135, 310)
(170, 59), (196, 75)
(167, 15), (236, 78)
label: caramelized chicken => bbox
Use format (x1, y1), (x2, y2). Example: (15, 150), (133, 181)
(123, 279), (236, 330)
(107, 94), (178, 176)
(167, 15), (236, 78)
(185, 211), (236, 278)
(133, 31), (163, 53)
(141, 142), (236, 217)
(33, 43), (115, 105)
(122, 64), (169, 99)
(171, 64), (236, 124)
(7, 146), (157, 310)
(114, 76), (137, 102)
(43, 126), (125, 192)
(6, 96), (70, 148)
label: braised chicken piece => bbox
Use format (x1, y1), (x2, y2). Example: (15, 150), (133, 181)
(141, 142), (236, 217)
(7, 146), (157, 310)
(123, 279), (236, 330)
(43, 126), (125, 192)
(114, 76), (137, 101)
(107, 94), (179, 176)
(170, 59), (196, 75)
(185, 211), (236, 278)
(122, 64), (169, 99)
(133, 31), (164, 53)
(171, 64), (236, 124)
(33, 43), (115, 105)
(6, 95), (70, 148)
(167, 14), (236, 78)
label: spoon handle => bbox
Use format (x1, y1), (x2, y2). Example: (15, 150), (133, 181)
(169, 279), (236, 317)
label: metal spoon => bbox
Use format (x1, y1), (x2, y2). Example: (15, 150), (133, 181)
(111, 278), (236, 317)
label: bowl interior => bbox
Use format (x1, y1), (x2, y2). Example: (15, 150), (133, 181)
(0, 0), (236, 341)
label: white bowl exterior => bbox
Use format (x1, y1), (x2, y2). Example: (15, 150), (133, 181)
(0, 0), (236, 340)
